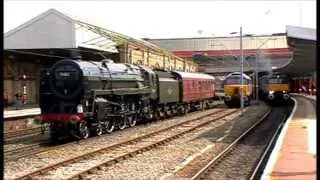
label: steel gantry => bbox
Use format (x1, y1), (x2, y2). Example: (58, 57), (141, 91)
(74, 19), (198, 72)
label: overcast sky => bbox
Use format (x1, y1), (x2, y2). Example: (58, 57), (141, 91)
(4, 0), (316, 39)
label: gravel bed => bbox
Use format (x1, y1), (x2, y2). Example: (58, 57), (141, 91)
(4, 106), (224, 179)
(4, 132), (49, 152)
(83, 103), (269, 179)
(32, 109), (237, 179)
(208, 106), (292, 180)
(172, 102), (271, 178)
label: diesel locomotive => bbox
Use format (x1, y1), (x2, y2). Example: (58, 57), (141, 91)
(38, 58), (216, 141)
(223, 72), (253, 107)
(259, 72), (290, 103)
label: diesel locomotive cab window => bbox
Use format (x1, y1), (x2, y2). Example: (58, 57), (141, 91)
(226, 78), (248, 84)
(269, 78), (288, 84)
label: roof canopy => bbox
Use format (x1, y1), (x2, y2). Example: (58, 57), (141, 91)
(276, 25), (316, 77)
(286, 25), (316, 41)
(4, 8), (185, 62)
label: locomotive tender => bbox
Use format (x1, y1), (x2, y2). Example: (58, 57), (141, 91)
(38, 58), (216, 140)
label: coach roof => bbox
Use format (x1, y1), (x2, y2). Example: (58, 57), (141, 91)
(225, 72), (251, 80)
(173, 71), (215, 80)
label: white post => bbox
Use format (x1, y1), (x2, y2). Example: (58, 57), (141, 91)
(240, 26), (244, 113)
(255, 51), (259, 102)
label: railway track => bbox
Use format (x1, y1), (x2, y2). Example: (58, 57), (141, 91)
(11, 108), (238, 180)
(82, 103), (270, 179)
(4, 104), (222, 162)
(4, 104), (224, 162)
(4, 126), (47, 141)
(190, 105), (292, 180)
(249, 113), (288, 180)
(4, 141), (50, 161)
(4, 113), (48, 142)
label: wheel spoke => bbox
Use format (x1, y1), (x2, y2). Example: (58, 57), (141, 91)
(96, 123), (103, 136)
(78, 122), (89, 139)
(104, 120), (115, 133)
(128, 115), (137, 127)
(118, 118), (126, 130)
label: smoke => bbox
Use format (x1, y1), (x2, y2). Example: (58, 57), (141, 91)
(257, 51), (272, 74)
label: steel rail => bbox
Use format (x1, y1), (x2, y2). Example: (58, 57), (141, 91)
(6, 104), (222, 162)
(248, 112), (287, 180)
(4, 142), (49, 161)
(15, 108), (234, 180)
(191, 109), (272, 180)
(4, 126), (46, 140)
(68, 109), (239, 180)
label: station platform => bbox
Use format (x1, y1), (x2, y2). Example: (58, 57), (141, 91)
(301, 94), (316, 101)
(4, 107), (41, 119)
(261, 95), (316, 180)
(4, 107), (41, 132)
(290, 93), (316, 100)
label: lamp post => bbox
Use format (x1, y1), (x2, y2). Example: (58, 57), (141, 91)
(240, 26), (244, 114)
(231, 26), (244, 114)
(255, 52), (260, 102)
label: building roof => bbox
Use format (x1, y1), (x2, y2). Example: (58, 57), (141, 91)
(194, 55), (292, 75)
(5, 9), (74, 38)
(276, 25), (316, 77)
(143, 33), (287, 41)
(286, 25), (316, 41)
(144, 34), (288, 52)
(4, 8), (186, 62)
(4, 9), (76, 49)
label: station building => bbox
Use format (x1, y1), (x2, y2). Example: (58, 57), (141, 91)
(145, 26), (316, 94)
(144, 34), (291, 74)
(4, 9), (197, 106)
(4, 8), (316, 107)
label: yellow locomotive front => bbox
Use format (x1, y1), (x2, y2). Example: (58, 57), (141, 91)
(223, 73), (253, 107)
(266, 74), (290, 102)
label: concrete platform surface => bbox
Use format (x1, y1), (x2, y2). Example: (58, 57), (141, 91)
(261, 96), (316, 180)
(4, 108), (41, 119)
